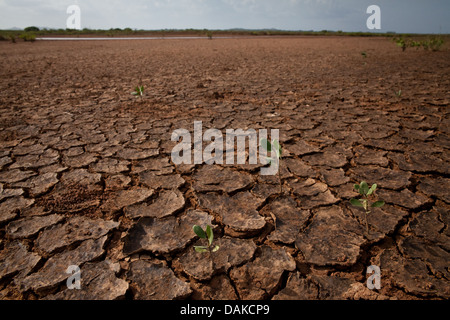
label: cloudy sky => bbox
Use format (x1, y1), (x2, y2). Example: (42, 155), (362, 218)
(0, 0), (448, 33)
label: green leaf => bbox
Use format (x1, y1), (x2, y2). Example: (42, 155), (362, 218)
(350, 198), (364, 207)
(194, 246), (208, 253)
(260, 138), (271, 152)
(362, 199), (369, 210)
(371, 201), (385, 208)
(367, 183), (377, 196)
(206, 225), (213, 246)
(354, 184), (360, 191)
(272, 140), (282, 158)
(131, 92), (138, 96)
(212, 245), (220, 252)
(193, 225), (206, 239)
(359, 181), (369, 195)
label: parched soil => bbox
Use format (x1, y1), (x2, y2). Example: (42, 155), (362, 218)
(0, 36), (449, 300)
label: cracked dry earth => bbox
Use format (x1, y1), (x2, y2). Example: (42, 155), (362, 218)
(0, 36), (449, 300)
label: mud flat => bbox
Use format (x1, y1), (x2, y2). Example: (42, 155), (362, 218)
(0, 36), (449, 300)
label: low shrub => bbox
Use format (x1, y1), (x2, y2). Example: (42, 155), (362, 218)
(19, 33), (36, 42)
(393, 36), (444, 52)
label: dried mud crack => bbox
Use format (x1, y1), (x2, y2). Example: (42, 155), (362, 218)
(0, 37), (449, 300)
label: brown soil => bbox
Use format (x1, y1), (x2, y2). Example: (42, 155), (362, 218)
(0, 36), (449, 300)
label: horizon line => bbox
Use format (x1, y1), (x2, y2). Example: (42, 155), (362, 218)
(2, 27), (449, 36)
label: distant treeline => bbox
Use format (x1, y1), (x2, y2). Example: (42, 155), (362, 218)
(1, 27), (448, 41)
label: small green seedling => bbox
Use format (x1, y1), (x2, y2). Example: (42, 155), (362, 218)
(193, 224), (219, 254)
(361, 51), (367, 58)
(350, 181), (385, 234)
(395, 89), (402, 98)
(260, 138), (283, 193)
(131, 85), (144, 100)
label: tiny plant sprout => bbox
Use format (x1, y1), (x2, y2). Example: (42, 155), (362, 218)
(260, 138), (283, 193)
(350, 181), (385, 234)
(192, 224), (219, 254)
(131, 85), (144, 100)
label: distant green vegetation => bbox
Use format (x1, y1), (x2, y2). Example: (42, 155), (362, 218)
(393, 35), (445, 51)
(24, 26), (40, 32)
(19, 33), (36, 42)
(0, 32), (15, 42)
(421, 37), (445, 51)
(0, 27), (448, 43)
(0, 27), (38, 42)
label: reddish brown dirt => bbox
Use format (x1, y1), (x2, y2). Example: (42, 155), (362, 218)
(0, 36), (449, 300)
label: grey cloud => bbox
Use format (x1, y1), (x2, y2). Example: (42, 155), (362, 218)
(0, 0), (448, 33)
